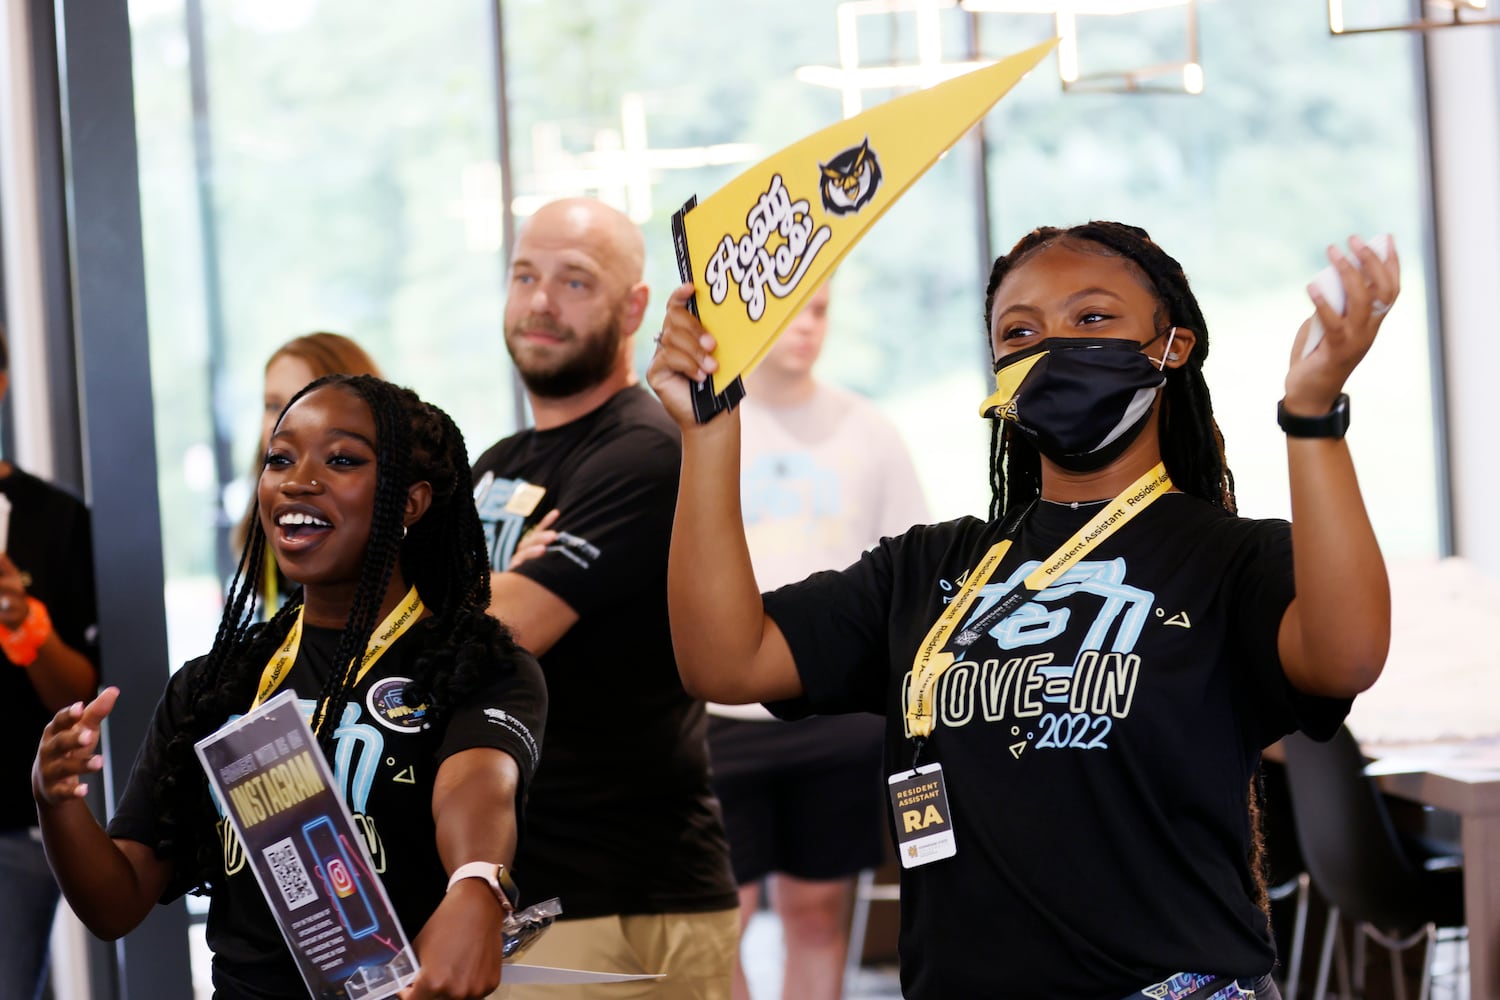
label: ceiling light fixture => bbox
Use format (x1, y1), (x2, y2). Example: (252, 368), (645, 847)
(1328, 0), (1499, 35)
(795, 0), (1203, 114)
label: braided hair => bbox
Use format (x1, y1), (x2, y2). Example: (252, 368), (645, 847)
(154, 374), (519, 891)
(982, 221), (1236, 522)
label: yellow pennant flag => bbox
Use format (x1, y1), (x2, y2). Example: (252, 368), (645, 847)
(671, 37), (1058, 422)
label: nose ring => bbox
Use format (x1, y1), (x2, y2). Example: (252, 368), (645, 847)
(310, 480), (320, 488)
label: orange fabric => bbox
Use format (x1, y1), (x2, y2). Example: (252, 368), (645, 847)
(0, 597), (52, 667)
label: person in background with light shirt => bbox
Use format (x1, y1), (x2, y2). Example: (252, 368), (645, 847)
(705, 281), (928, 1000)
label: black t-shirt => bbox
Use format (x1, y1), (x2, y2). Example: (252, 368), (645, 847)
(764, 494), (1349, 1000)
(108, 620), (546, 999)
(0, 467), (99, 832)
(472, 385), (736, 918)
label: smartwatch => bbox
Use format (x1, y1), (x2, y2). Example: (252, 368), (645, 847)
(1277, 393), (1350, 439)
(447, 861), (520, 910)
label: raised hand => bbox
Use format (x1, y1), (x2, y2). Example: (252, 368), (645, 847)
(507, 508), (561, 570)
(646, 283), (721, 430)
(0, 552), (30, 629)
(33, 686), (119, 806)
(1285, 235), (1400, 416)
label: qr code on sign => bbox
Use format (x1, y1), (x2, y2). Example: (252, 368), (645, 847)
(264, 837), (317, 910)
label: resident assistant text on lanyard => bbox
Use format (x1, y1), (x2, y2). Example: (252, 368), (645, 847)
(251, 585), (426, 727)
(904, 462), (1173, 746)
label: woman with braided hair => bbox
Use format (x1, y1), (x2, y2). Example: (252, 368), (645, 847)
(33, 374), (547, 1000)
(648, 222), (1395, 999)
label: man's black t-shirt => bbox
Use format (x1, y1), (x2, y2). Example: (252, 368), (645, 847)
(472, 385), (736, 918)
(764, 494), (1349, 1000)
(108, 621), (546, 999)
(0, 467), (98, 832)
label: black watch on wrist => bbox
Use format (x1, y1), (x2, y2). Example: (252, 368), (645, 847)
(1277, 393), (1350, 439)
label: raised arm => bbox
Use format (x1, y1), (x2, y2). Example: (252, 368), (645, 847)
(399, 747), (522, 1000)
(32, 687), (173, 939)
(646, 284), (803, 705)
(1277, 236), (1396, 697)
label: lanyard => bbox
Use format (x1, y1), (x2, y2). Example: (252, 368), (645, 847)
(904, 463), (1173, 744)
(251, 585), (426, 727)
(260, 542), (280, 613)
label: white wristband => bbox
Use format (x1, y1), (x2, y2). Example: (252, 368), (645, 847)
(446, 861), (517, 909)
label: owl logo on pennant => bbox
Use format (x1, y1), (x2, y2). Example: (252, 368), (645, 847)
(818, 139), (883, 216)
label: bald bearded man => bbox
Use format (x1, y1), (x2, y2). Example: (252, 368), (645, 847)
(473, 198), (737, 999)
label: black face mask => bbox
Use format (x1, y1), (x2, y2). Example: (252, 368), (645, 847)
(979, 336), (1168, 472)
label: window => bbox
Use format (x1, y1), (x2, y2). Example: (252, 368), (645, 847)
(131, 0), (519, 669)
(127, 2), (1439, 994)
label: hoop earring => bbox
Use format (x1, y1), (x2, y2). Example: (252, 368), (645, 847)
(401, 524), (408, 540)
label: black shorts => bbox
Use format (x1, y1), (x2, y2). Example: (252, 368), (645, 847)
(708, 713), (888, 885)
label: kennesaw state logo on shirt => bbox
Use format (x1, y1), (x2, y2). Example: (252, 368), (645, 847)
(484, 708), (541, 771)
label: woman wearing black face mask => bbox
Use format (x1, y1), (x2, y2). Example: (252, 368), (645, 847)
(648, 221), (1395, 1000)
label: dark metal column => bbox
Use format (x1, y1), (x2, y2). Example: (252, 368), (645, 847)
(183, 0), (237, 585)
(54, 3), (192, 998)
(964, 8), (995, 373)
(27, 0), (81, 493)
(489, 0), (529, 432)
(1415, 1), (1455, 557)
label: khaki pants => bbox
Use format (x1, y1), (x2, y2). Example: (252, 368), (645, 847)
(494, 908), (737, 1000)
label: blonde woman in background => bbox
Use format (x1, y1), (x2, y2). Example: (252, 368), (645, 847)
(236, 332), (382, 609)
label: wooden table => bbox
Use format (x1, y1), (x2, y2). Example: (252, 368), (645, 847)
(1272, 563), (1500, 995)
(1284, 558), (1500, 996)
(1370, 753), (1500, 1000)
(1267, 738), (1500, 999)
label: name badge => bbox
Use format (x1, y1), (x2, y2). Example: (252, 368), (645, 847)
(887, 762), (956, 868)
(506, 482), (547, 517)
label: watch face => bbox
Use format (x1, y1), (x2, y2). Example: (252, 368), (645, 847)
(497, 865), (519, 907)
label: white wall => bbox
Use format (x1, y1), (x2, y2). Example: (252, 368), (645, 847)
(1429, 25), (1500, 576)
(0, 0), (54, 478)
